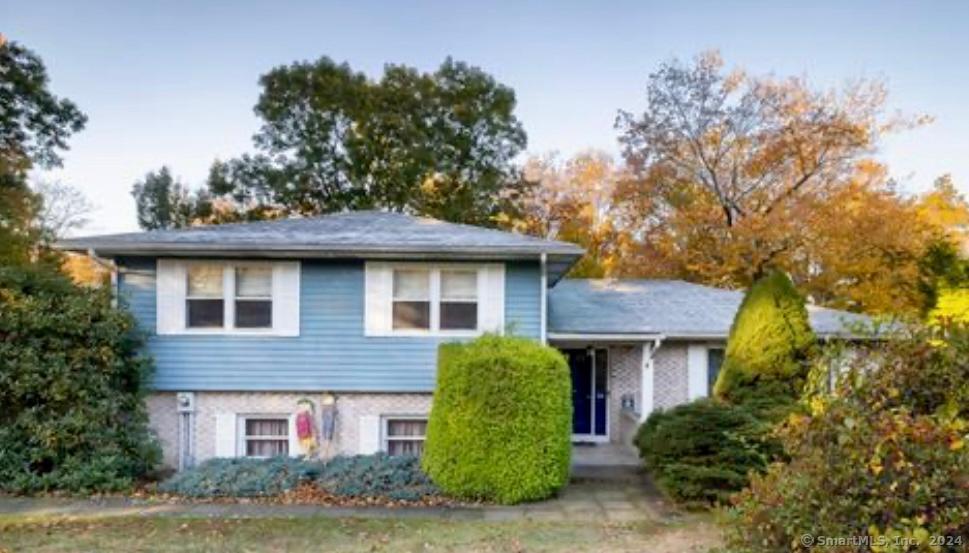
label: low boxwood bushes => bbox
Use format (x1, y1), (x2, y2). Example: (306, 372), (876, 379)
(317, 454), (438, 501)
(159, 454), (438, 500)
(422, 334), (572, 504)
(158, 457), (320, 497)
(635, 399), (778, 506)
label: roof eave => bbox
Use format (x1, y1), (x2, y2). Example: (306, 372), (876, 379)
(55, 240), (583, 257)
(57, 241), (584, 282)
(547, 332), (665, 343)
(547, 329), (872, 341)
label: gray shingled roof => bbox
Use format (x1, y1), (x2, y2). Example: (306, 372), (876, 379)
(548, 279), (871, 339)
(57, 211), (584, 281)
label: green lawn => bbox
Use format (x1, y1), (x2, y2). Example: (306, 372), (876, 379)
(0, 515), (719, 553)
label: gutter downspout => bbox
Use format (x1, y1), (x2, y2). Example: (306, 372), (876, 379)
(540, 253), (548, 344)
(640, 335), (664, 422)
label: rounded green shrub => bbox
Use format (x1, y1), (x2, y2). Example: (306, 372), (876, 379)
(635, 399), (777, 506)
(714, 270), (816, 407)
(422, 334), (572, 504)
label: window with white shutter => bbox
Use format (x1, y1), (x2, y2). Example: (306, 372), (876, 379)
(241, 417), (289, 457)
(156, 260), (299, 336)
(365, 262), (503, 337)
(383, 417), (428, 457)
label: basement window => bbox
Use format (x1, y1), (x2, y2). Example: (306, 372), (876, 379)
(383, 417), (427, 457)
(241, 417), (289, 457)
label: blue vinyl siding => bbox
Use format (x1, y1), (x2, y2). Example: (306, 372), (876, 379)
(117, 257), (542, 392)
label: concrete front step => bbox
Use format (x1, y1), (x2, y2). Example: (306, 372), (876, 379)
(570, 463), (644, 483)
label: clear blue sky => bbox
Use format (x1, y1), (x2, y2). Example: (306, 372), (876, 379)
(5, 0), (968, 234)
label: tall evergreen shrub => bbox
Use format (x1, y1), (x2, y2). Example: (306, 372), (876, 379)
(422, 335), (572, 504)
(0, 265), (160, 492)
(714, 270), (816, 409)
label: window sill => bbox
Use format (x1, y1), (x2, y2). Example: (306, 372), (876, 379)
(158, 328), (296, 337)
(366, 328), (489, 338)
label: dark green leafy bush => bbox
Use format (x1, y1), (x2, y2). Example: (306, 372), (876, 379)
(0, 265), (160, 493)
(635, 399), (778, 506)
(635, 272), (813, 508)
(422, 334), (571, 504)
(159, 454), (439, 500)
(715, 270), (816, 407)
(724, 325), (969, 552)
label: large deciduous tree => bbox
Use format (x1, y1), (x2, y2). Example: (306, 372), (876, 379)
(0, 36), (87, 264)
(205, 57), (526, 226)
(507, 151), (628, 277)
(131, 167), (212, 230)
(611, 51), (943, 315)
(616, 51), (909, 235)
(31, 179), (93, 239)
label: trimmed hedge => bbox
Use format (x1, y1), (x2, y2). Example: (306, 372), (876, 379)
(635, 399), (778, 506)
(714, 270), (816, 407)
(0, 265), (160, 493)
(159, 454), (438, 500)
(422, 334), (572, 504)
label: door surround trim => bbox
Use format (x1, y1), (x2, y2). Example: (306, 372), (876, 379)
(563, 347), (610, 443)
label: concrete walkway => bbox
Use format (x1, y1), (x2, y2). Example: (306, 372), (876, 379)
(0, 481), (673, 524)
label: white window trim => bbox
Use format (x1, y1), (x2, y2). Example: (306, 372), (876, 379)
(388, 264), (488, 338)
(687, 342), (727, 400)
(705, 346), (726, 396)
(160, 259), (300, 337)
(381, 415), (428, 455)
(236, 414), (297, 458)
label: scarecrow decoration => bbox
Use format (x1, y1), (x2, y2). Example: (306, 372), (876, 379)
(319, 393), (338, 458)
(295, 398), (318, 457)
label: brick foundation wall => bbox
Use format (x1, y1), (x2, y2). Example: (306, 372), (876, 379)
(145, 391), (432, 469)
(331, 394), (432, 456)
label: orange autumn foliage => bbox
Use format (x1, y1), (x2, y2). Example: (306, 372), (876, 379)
(512, 54), (965, 317)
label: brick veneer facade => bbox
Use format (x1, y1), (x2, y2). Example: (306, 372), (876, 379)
(653, 343), (690, 410)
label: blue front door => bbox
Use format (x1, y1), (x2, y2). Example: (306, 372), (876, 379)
(566, 348), (608, 438)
